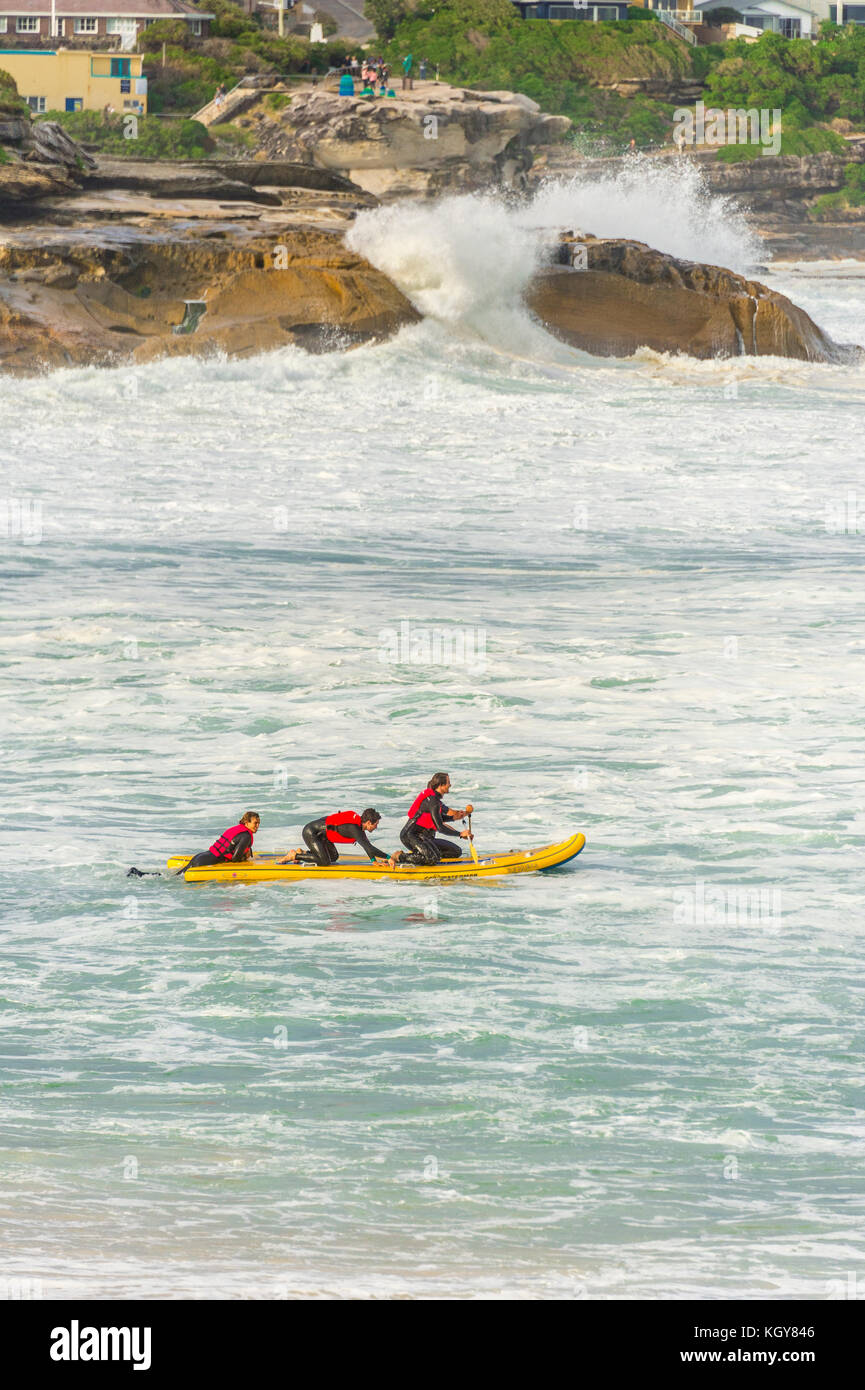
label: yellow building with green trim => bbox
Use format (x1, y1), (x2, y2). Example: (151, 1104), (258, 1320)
(0, 47), (147, 114)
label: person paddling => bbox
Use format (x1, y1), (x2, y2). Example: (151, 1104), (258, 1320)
(397, 773), (472, 865)
(279, 809), (398, 868)
(179, 811), (260, 875)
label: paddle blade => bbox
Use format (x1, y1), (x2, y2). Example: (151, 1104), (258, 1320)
(467, 816), (480, 864)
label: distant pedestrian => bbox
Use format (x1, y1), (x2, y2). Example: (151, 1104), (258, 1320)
(401, 53), (413, 91)
(419, 58), (427, 81)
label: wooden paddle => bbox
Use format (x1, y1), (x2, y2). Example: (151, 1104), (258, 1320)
(465, 803), (479, 864)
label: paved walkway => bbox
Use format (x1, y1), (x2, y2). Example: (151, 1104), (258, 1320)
(319, 0), (374, 41)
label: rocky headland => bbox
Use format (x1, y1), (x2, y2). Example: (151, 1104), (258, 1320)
(1, 80), (863, 374)
(245, 83), (571, 198)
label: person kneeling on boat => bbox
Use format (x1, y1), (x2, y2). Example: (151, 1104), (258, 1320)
(398, 773), (472, 865)
(181, 811), (260, 873)
(279, 810), (399, 869)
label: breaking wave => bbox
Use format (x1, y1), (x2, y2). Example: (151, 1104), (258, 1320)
(347, 156), (761, 348)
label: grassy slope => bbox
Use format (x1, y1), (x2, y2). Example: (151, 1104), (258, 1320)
(379, 6), (865, 153)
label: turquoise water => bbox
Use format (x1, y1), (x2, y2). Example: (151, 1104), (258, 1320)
(2, 229), (865, 1297)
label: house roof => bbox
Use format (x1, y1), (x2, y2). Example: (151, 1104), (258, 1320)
(695, 0), (814, 14)
(0, 0), (212, 15)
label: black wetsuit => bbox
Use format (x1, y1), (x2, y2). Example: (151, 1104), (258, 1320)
(400, 792), (463, 865)
(183, 829), (253, 873)
(300, 817), (390, 867)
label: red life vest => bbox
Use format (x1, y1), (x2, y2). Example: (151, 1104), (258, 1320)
(208, 822), (254, 860)
(325, 811), (362, 844)
(407, 789), (437, 830)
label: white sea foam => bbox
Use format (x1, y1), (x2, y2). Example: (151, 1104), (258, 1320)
(2, 166), (865, 1300)
(348, 158), (761, 359)
(528, 156), (761, 271)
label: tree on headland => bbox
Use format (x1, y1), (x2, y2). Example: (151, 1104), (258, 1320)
(704, 26), (865, 128)
(366, 0), (428, 42)
(704, 7), (745, 23)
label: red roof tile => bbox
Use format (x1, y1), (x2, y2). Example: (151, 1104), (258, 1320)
(0, 0), (213, 15)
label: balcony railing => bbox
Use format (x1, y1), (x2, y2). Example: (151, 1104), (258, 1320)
(657, 9), (702, 21)
(655, 9), (698, 41)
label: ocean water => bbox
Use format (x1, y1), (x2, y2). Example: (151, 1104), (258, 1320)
(2, 168), (865, 1300)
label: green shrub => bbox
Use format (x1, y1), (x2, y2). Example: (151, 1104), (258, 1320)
(691, 43), (725, 82)
(367, 0), (426, 42)
(139, 19), (193, 48)
(379, 4), (692, 134)
(209, 0), (258, 39)
(715, 124), (845, 161)
(139, 19), (351, 112)
(212, 122), (256, 148)
(142, 47), (235, 111)
(0, 66), (28, 118)
(43, 109), (214, 158)
(705, 7), (744, 22)
(812, 158), (865, 216)
(703, 28), (865, 128)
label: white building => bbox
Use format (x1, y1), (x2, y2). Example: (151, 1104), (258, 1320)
(692, 0), (854, 38)
(0, 0), (213, 51)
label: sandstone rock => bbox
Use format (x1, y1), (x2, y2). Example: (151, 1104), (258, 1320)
(81, 156), (367, 206)
(529, 145), (865, 201)
(0, 118), (29, 144)
(27, 120), (97, 171)
(0, 160), (77, 206)
(527, 235), (856, 363)
(700, 147), (865, 210)
(0, 220), (419, 374)
(251, 85), (572, 197)
(204, 159), (365, 194)
(86, 159), (284, 205)
(1, 119), (95, 209)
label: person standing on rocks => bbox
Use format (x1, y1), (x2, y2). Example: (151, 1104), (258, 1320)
(419, 58), (427, 81)
(402, 53), (414, 91)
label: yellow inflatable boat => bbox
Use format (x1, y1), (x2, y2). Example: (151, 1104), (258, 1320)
(166, 833), (586, 884)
